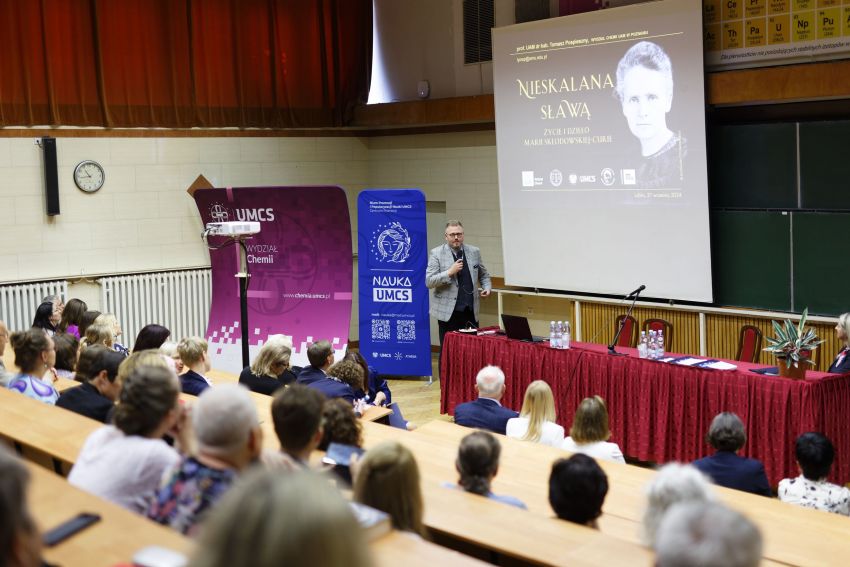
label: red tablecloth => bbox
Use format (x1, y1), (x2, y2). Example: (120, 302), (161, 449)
(440, 332), (850, 486)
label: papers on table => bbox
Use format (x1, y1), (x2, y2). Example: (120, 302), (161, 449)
(675, 357), (706, 366)
(658, 357), (738, 371)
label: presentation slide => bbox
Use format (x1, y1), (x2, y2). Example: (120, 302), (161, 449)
(493, 0), (713, 302)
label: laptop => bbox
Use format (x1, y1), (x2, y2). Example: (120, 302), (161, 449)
(501, 314), (545, 342)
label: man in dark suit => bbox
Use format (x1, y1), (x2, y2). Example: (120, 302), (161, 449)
(692, 412), (771, 496)
(57, 346), (124, 423)
(296, 340), (334, 386)
(178, 336), (212, 396)
(453, 365), (518, 435)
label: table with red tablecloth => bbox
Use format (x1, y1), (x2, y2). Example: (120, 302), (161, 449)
(440, 332), (850, 486)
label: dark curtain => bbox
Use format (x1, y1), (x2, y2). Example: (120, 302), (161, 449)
(0, 0), (371, 128)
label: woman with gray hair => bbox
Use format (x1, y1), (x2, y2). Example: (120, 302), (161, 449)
(828, 312), (850, 373)
(641, 463), (714, 547)
(147, 384), (263, 536)
(692, 412), (771, 496)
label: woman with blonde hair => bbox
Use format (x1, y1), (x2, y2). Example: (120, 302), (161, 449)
(82, 322), (114, 350)
(506, 380), (565, 447)
(353, 441), (425, 536)
(239, 334), (296, 395)
(94, 313), (129, 356)
(828, 312), (850, 373)
(562, 396), (625, 463)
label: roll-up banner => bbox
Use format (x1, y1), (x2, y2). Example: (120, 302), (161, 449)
(357, 189), (431, 376)
(193, 186), (353, 374)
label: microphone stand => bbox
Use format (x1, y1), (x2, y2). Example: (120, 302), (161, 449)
(608, 287), (643, 356)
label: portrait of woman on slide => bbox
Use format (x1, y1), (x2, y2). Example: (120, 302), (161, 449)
(615, 40), (686, 190)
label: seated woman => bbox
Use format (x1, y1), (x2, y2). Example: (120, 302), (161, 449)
(343, 351), (391, 406)
(188, 470), (371, 567)
(779, 432), (850, 516)
(159, 341), (185, 374)
(318, 398), (363, 451)
(82, 322), (115, 350)
(305, 360), (359, 404)
(239, 335), (297, 395)
(78, 310), (102, 340)
(0, 448), (43, 567)
(642, 463), (714, 547)
(52, 332), (79, 380)
(562, 396), (625, 463)
(692, 412), (771, 496)
(31, 302), (57, 336)
(549, 454), (608, 528)
(57, 298), (87, 339)
(446, 431), (527, 509)
(7, 329), (59, 404)
(57, 346), (124, 423)
(353, 441), (426, 536)
(132, 324), (171, 353)
(68, 364), (189, 513)
(95, 313), (129, 356)
(828, 312), (850, 373)
(506, 380), (565, 447)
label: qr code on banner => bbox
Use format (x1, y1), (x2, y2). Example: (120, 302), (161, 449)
(371, 319), (390, 340)
(396, 319), (416, 341)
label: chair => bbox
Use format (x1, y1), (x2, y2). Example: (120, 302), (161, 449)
(642, 318), (673, 351)
(614, 314), (638, 348)
(735, 325), (762, 363)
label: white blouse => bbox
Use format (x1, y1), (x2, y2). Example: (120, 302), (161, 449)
(562, 437), (626, 464)
(505, 417), (565, 448)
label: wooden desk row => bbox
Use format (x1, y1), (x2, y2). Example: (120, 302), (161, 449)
(370, 419), (849, 567)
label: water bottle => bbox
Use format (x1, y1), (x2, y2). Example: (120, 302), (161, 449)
(549, 321), (557, 348)
(555, 321), (563, 349)
(657, 330), (665, 359)
(562, 321), (571, 349)
(638, 331), (648, 359)
(648, 330), (657, 360)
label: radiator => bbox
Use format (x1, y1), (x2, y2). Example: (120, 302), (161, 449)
(0, 280), (68, 332)
(100, 270), (212, 351)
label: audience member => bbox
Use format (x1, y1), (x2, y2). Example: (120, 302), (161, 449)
(0, 447), (42, 567)
(0, 320), (11, 386)
(68, 365), (189, 513)
(642, 463), (714, 546)
(52, 332), (79, 379)
(344, 350), (391, 406)
(562, 395), (625, 463)
(57, 298), (87, 338)
(692, 412), (771, 496)
(7, 330), (59, 404)
(353, 441), (426, 536)
(94, 313), (129, 356)
(266, 384), (325, 471)
(147, 384), (262, 536)
(56, 346), (124, 422)
(115, 349), (171, 386)
(828, 312), (850, 373)
(239, 334), (296, 395)
(296, 340), (334, 385)
(78, 310), (102, 340)
(177, 337), (212, 395)
(31, 302), (57, 335)
(159, 341), (184, 374)
(778, 432), (850, 515)
(549, 454), (608, 528)
(188, 470), (372, 567)
(655, 501), (762, 567)
(506, 380), (564, 447)
(305, 359), (359, 403)
(42, 294), (64, 318)
(83, 322), (114, 350)
(449, 431), (527, 509)
(133, 324), (171, 352)
(318, 398), (363, 451)
(453, 365), (518, 435)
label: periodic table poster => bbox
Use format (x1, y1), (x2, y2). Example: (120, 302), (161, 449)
(704, 0), (850, 68)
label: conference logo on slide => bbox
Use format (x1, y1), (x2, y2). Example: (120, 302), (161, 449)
(372, 221), (411, 263)
(569, 173), (577, 185)
(601, 168), (616, 186)
(549, 169), (563, 187)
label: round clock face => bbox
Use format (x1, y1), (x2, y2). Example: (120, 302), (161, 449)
(73, 160), (105, 193)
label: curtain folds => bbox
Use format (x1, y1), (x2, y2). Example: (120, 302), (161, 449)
(0, 0), (371, 128)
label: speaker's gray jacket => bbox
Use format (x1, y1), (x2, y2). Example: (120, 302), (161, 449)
(425, 243), (491, 323)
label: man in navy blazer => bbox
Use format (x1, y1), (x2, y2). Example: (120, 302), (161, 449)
(692, 412), (771, 496)
(296, 340), (335, 386)
(178, 337), (212, 396)
(453, 365), (518, 435)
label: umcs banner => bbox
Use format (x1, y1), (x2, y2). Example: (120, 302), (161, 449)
(358, 190), (431, 376)
(193, 186), (352, 374)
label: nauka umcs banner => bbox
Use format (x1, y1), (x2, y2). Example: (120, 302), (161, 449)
(358, 190), (431, 376)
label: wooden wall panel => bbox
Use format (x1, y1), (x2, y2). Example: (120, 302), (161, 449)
(580, 303), (700, 356)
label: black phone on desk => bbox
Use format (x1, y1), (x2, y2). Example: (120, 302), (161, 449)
(43, 512), (101, 546)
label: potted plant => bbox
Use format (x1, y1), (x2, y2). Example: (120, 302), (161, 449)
(763, 308), (824, 379)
